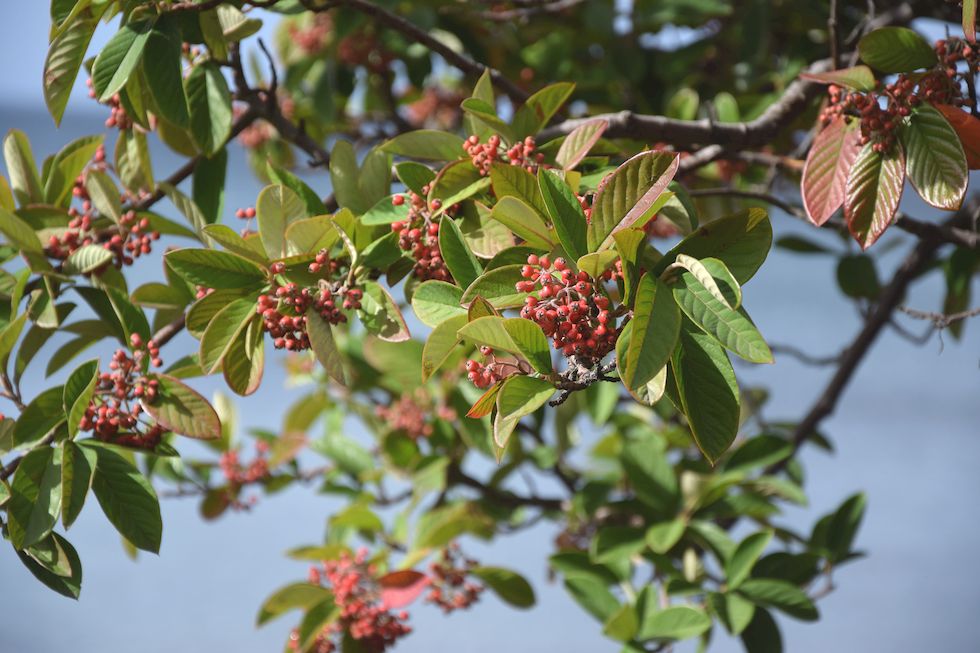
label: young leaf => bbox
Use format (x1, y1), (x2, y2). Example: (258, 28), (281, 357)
(141, 374), (221, 439)
(620, 275), (680, 393)
(858, 27), (937, 73)
(588, 151), (679, 251)
(378, 570), (430, 609)
(538, 169), (588, 260)
(671, 327), (740, 464)
(84, 443), (162, 553)
(934, 103), (980, 169)
(556, 119), (608, 170)
(844, 142), (905, 249)
(802, 117), (863, 226)
(901, 104), (968, 210)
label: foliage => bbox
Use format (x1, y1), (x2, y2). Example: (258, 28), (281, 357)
(0, 1), (976, 652)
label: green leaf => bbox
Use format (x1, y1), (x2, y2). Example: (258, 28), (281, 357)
(357, 281), (410, 342)
(44, 7), (103, 125)
(802, 117), (863, 226)
(588, 151), (679, 251)
(92, 19), (156, 101)
(44, 135), (104, 206)
(844, 142), (905, 250)
(438, 218), (482, 288)
(143, 19), (189, 128)
(84, 443), (162, 553)
(222, 318), (264, 396)
(63, 244), (113, 275)
(84, 169), (123, 223)
(592, 526), (645, 565)
(4, 130), (43, 206)
(741, 607), (782, 653)
(216, 5), (262, 41)
(382, 130), (465, 161)
(512, 82), (575, 137)
(410, 281), (466, 327)
(603, 604), (639, 642)
(471, 567), (536, 609)
(800, 65), (876, 92)
(620, 274), (680, 393)
(493, 375), (554, 450)
(458, 316), (552, 374)
(165, 248), (267, 289)
(63, 359), (98, 437)
(187, 61), (232, 155)
(461, 98), (514, 142)
(142, 374), (221, 439)
(14, 386), (66, 448)
(193, 148), (227, 225)
(256, 582), (334, 626)
(556, 119), (607, 170)
(422, 314), (467, 381)
(902, 104), (968, 210)
(489, 196), (554, 250)
(726, 530), (773, 589)
(620, 435), (678, 515)
(267, 162), (327, 217)
(671, 327), (740, 464)
(538, 168), (588, 260)
(646, 519), (686, 554)
(257, 184), (307, 259)
(826, 492), (866, 562)
(202, 224), (268, 263)
(564, 576), (620, 622)
(576, 250), (618, 279)
(490, 163), (548, 218)
(395, 161), (436, 196)
(710, 592), (756, 636)
(306, 309), (346, 385)
(737, 579), (818, 621)
(360, 195), (410, 226)
(637, 606), (711, 641)
(61, 440), (96, 529)
(460, 265), (529, 309)
(8, 447), (62, 549)
(160, 182), (209, 236)
(655, 208), (772, 284)
(16, 532), (82, 599)
(199, 297), (256, 373)
(858, 27), (937, 73)
(836, 254), (880, 299)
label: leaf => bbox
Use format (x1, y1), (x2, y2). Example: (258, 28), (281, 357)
(84, 169), (122, 222)
(511, 82), (575, 137)
(556, 119), (608, 170)
(741, 607), (783, 653)
(421, 315), (467, 381)
(457, 316), (552, 374)
(737, 579), (818, 621)
(621, 275), (680, 393)
(186, 61), (232, 155)
(44, 6), (102, 125)
(489, 196), (553, 250)
(493, 375), (554, 450)
(165, 248), (267, 289)
(657, 208), (772, 284)
(711, 591), (756, 636)
(267, 163), (327, 217)
(588, 151), (679, 251)
(858, 27), (937, 73)
(802, 117), (863, 226)
(490, 163), (548, 218)
(357, 281), (410, 342)
(934, 104), (980, 169)
(222, 320), (265, 396)
(142, 20), (189, 128)
(378, 570), (429, 609)
(63, 244), (113, 275)
(637, 606), (712, 641)
(592, 526), (645, 565)
(92, 19), (155, 101)
(966, 0), (977, 42)
(826, 492), (866, 562)
(901, 104), (968, 210)
(16, 532), (82, 599)
(14, 386), (66, 448)
(116, 130), (154, 195)
(836, 254), (880, 299)
(411, 281), (466, 327)
(257, 184), (307, 259)
(576, 250), (618, 279)
(395, 161), (436, 196)
(438, 218), (482, 288)
(538, 169), (588, 260)
(8, 447), (62, 549)
(306, 310), (346, 385)
(4, 130), (43, 206)
(799, 65), (876, 92)
(843, 142), (905, 249)
(381, 130), (465, 161)
(671, 327), (740, 464)
(61, 440), (96, 529)
(603, 605), (639, 643)
(460, 265), (529, 308)
(726, 531), (773, 589)
(256, 582), (333, 626)
(620, 435), (678, 515)
(63, 359), (98, 437)
(199, 297), (255, 373)
(361, 195), (410, 226)
(141, 374), (221, 439)
(83, 443), (162, 553)
(216, 5), (262, 41)
(646, 519), (686, 554)
(564, 577), (620, 622)
(471, 567), (536, 609)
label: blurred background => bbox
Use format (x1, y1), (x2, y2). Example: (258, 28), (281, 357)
(0, 5), (978, 653)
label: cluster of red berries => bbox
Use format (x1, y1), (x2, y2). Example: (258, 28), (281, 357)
(288, 12), (333, 55)
(256, 270), (361, 352)
(465, 346), (520, 389)
(219, 440), (270, 485)
(78, 335), (166, 449)
(234, 207), (256, 220)
(235, 105), (276, 150)
(307, 248), (342, 276)
(294, 549), (412, 653)
(86, 78), (131, 130)
(819, 37), (978, 154)
(463, 134), (545, 176)
(375, 391), (457, 440)
(516, 255), (618, 365)
(390, 189), (453, 282)
(424, 543), (484, 614)
(336, 31), (394, 73)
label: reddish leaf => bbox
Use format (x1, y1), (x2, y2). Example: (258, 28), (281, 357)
(466, 381), (502, 418)
(555, 119), (607, 170)
(802, 118), (863, 226)
(844, 142), (906, 250)
(934, 104), (980, 169)
(379, 570), (429, 609)
(800, 66), (876, 92)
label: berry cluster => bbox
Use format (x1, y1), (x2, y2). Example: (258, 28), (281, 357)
(516, 255), (618, 365)
(86, 78), (131, 130)
(424, 543), (484, 614)
(78, 336), (166, 449)
(295, 549), (412, 653)
(375, 391), (457, 440)
(463, 134), (544, 176)
(287, 12), (333, 55)
(219, 441), (270, 486)
(465, 346), (522, 389)
(256, 269), (362, 352)
(390, 189), (453, 282)
(336, 30), (393, 73)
